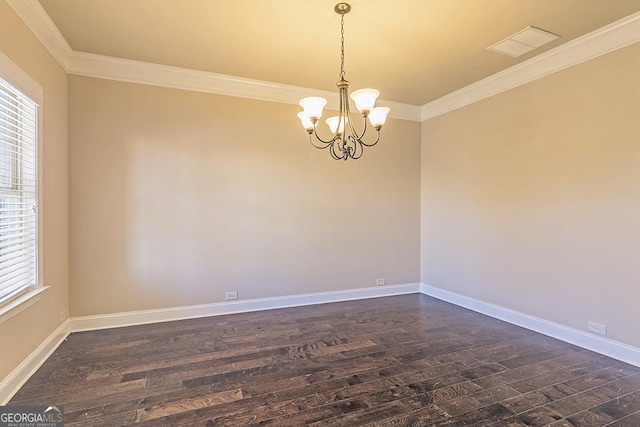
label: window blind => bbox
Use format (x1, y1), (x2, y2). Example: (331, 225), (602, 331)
(0, 76), (38, 304)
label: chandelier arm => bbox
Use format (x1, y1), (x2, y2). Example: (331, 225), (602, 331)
(346, 111), (366, 141)
(329, 138), (343, 160)
(350, 139), (364, 160)
(308, 133), (333, 149)
(343, 88), (354, 132)
(339, 85), (348, 135)
(341, 86), (365, 141)
(342, 92), (366, 141)
(358, 130), (381, 147)
(312, 128), (339, 145)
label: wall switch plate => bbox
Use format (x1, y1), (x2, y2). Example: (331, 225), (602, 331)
(587, 321), (607, 336)
(225, 291), (238, 301)
(376, 278), (386, 286)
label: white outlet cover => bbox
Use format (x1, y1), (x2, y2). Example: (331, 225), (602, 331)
(587, 321), (607, 335)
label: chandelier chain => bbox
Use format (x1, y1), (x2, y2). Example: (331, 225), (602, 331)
(340, 14), (345, 79)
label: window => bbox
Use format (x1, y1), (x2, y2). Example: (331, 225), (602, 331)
(0, 75), (38, 305)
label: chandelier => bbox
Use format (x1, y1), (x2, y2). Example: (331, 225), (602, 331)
(297, 3), (390, 161)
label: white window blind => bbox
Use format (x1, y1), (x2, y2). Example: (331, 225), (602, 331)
(0, 76), (38, 304)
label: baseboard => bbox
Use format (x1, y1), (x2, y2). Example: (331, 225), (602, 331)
(70, 283), (421, 332)
(0, 320), (70, 404)
(6, 282), (636, 405)
(2, 284), (419, 401)
(420, 283), (640, 367)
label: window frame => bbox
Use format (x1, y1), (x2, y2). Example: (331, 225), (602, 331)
(0, 50), (46, 325)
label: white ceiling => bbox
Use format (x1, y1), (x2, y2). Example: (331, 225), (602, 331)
(32, 0), (640, 106)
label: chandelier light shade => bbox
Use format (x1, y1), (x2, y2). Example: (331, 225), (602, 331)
(297, 2), (390, 161)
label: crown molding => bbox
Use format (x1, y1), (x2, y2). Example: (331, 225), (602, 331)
(0, 49), (43, 102)
(6, 0), (72, 71)
(421, 11), (640, 121)
(6, 0), (423, 120)
(7, 0), (639, 123)
(67, 51), (423, 121)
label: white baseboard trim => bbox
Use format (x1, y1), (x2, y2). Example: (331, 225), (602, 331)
(420, 283), (640, 367)
(70, 283), (421, 332)
(4, 282), (637, 404)
(0, 320), (70, 404)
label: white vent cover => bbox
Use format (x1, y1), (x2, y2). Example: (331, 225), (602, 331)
(488, 26), (560, 58)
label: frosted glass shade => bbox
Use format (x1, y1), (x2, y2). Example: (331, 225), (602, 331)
(297, 112), (314, 131)
(326, 116), (348, 134)
(350, 88), (379, 113)
(299, 97), (327, 119)
(369, 107), (390, 128)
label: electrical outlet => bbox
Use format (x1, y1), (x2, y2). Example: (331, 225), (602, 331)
(59, 310), (67, 323)
(587, 321), (607, 336)
(376, 278), (386, 286)
(225, 291), (238, 301)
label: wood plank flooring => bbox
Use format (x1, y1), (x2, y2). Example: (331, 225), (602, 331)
(9, 294), (640, 426)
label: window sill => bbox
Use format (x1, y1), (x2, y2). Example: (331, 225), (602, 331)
(0, 286), (49, 326)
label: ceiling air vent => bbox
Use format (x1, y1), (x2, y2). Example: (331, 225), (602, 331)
(488, 26), (560, 58)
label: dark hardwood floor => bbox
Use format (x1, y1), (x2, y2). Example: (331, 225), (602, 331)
(9, 294), (640, 426)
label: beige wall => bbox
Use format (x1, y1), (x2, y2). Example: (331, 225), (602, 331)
(69, 76), (421, 316)
(0, 2), (69, 379)
(421, 43), (640, 347)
